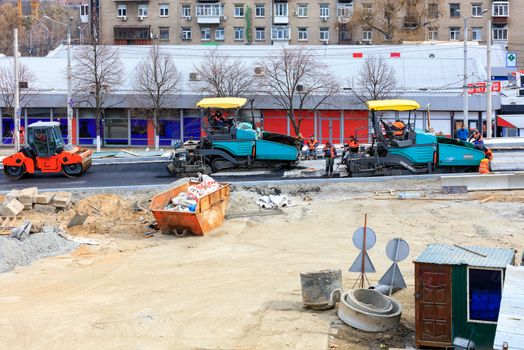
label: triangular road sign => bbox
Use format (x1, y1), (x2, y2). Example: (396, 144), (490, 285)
(349, 251), (376, 273)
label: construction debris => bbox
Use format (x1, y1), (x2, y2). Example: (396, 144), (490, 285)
(256, 195), (291, 209)
(0, 199), (25, 216)
(17, 187), (38, 207)
(35, 192), (55, 205)
(33, 204), (56, 214)
(52, 192), (72, 209)
(10, 221), (32, 241)
(0, 216), (25, 235)
(67, 213), (89, 228)
(165, 174), (221, 212)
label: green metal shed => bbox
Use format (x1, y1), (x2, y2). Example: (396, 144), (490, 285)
(414, 244), (515, 349)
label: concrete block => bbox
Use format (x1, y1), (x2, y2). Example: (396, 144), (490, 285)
(0, 199), (24, 216)
(6, 190), (20, 201)
(35, 192), (55, 205)
(23, 204), (33, 211)
(17, 187), (38, 206)
(52, 192), (72, 208)
(33, 204), (56, 214)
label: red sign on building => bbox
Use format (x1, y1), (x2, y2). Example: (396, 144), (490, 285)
(468, 82), (501, 94)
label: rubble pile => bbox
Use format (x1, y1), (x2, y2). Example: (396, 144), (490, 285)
(166, 174), (221, 212)
(0, 187), (72, 216)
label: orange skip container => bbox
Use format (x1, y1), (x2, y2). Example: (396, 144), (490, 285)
(150, 182), (231, 236)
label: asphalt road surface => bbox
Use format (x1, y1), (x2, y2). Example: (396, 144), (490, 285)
(0, 162), (175, 192)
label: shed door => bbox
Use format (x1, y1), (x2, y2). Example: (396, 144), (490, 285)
(415, 263), (452, 347)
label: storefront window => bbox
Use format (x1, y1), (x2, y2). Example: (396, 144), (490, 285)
(78, 109), (97, 146)
(1, 109), (14, 145)
(159, 110), (181, 146)
(105, 109), (128, 145)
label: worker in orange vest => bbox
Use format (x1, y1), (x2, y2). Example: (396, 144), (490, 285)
(323, 141), (337, 177)
(391, 119), (406, 137)
(483, 147), (493, 161)
(306, 135), (318, 160)
(341, 135), (360, 164)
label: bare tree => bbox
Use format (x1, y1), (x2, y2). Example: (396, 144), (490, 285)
(258, 47), (339, 136)
(0, 3), (26, 56)
(72, 40), (122, 152)
(352, 57), (397, 104)
(194, 51), (254, 97)
(133, 45), (181, 150)
(0, 63), (36, 114)
(351, 0), (438, 43)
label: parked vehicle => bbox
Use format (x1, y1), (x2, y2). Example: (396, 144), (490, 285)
(167, 97), (300, 177)
(343, 99), (486, 177)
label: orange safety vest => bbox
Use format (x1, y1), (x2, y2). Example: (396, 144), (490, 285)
(484, 148), (493, 161)
(324, 145), (335, 158)
(348, 140), (359, 149)
(392, 121), (406, 136)
(307, 139), (318, 150)
(479, 158), (490, 174)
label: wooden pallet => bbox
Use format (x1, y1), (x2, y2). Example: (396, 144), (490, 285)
(0, 216), (24, 235)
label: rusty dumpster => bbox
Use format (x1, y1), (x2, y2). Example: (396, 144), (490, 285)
(150, 181), (230, 236)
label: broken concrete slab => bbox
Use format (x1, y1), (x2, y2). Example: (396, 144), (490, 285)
(10, 221), (32, 241)
(33, 204), (56, 214)
(0, 199), (25, 217)
(67, 213), (88, 228)
(52, 192), (72, 209)
(17, 187), (38, 206)
(23, 204), (33, 211)
(35, 192), (55, 205)
(6, 189), (20, 201)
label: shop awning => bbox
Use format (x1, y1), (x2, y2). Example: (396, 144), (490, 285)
(497, 115), (524, 129)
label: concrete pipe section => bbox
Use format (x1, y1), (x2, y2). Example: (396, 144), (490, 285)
(300, 269), (342, 310)
(338, 288), (402, 332)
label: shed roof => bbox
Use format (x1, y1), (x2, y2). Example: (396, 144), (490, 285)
(414, 244), (515, 268)
(493, 265), (524, 350)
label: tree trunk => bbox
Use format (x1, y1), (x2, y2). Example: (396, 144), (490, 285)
(288, 110), (300, 136)
(95, 107), (102, 153)
(153, 109), (159, 150)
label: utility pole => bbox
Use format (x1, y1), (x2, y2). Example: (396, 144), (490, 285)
(463, 16), (469, 132)
(67, 16), (73, 145)
(486, 20), (493, 138)
(13, 29), (20, 151)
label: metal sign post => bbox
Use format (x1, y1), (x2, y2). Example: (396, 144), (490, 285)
(378, 238), (410, 296)
(349, 214), (376, 288)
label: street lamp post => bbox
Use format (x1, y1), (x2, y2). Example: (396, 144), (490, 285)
(44, 16), (74, 145)
(458, 9), (488, 134)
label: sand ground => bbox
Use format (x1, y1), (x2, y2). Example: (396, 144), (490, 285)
(0, 180), (522, 350)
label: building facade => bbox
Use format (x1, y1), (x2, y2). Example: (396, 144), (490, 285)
(96, 0), (512, 46)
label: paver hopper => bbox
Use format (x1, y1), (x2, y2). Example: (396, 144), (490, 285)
(150, 181), (230, 236)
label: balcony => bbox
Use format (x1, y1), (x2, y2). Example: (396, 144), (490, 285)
(492, 16), (508, 25)
(114, 26), (151, 45)
(403, 15), (419, 28)
(336, 5), (352, 23)
(196, 4), (224, 24)
(274, 15), (288, 24)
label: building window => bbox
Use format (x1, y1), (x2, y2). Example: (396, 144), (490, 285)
(255, 27), (265, 41)
(80, 4), (89, 16)
(472, 27), (482, 41)
(201, 27), (210, 41)
(181, 27), (192, 40)
(449, 3), (460, 18)
(467, 267), (503, 324)
(298, 27), (308, 41)
(337, 5), (352, 17)
(215, 28), (224, 41)
(234, 27), (244, 41)
(428, 3), (438, 19)
(450, 26), (460, 40)
(275, 3), (288, 17)
(159, 27), (169, 41)
(255, 4), (265, 17)
(319, 4), (329, 18)
(234, 4), (244, 17)
(362, 28), (372, 41)
(471, 3), (482, 17)
(362, 3), (372, 13)
(297, 4), (308, 17)
(196, 4), (223, 16)
(181, 4), (191, 17)
(117, 4), (127, 18)
(493, 2), (509, 17)
(159, 4), (169, 17)
(428, 27), (438, 40)
(319, 27), (329, 42)
(271, 26), (290, 40)
(493, 28), (507, 40)
(138, 4), (148, 17)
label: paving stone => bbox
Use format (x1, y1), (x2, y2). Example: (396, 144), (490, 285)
(0, 199), (24, 216)
(33, 204), (56, 214)
(52, 192), (72, 208)
(17, 187), (38, 206)
(35, 192), (55, 205)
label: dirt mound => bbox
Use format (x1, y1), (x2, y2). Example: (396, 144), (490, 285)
(75, 194), (129, 216)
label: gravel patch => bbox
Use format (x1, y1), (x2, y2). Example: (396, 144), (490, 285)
(0, 231), (79, 273)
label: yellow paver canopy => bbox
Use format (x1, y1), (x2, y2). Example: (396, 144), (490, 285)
(196, 97), (248, 109)
(366, 99), (421, 111)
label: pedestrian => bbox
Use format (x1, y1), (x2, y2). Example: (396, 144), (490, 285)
(323, 141), (336, 177)
(457, 124), (468, 142)
(468, 129), (484, 150)
(305, 135), (318, 160)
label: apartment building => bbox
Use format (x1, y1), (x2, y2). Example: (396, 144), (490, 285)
(508, 1), (523, 67)
(97, 0), (507, 46)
